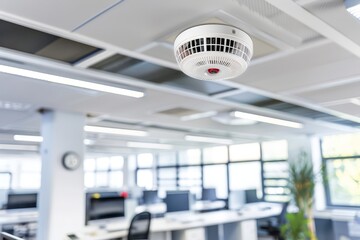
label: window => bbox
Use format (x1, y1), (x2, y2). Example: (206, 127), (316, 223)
(203, 146), (228, 164)
(18, 160), (41, 189)
(178, 166), (202, 198)
(203, 164), (228, 199)
(84, 156), (124, 189)
(136, 153), (154, 190)
(179, 149), (201, 165)
(322, 133), (360, 207)
(229, 143), (260, 162)
(0, 172), (11, 189)
(261, 140), (290, 202)
(229, 162), (261, 191)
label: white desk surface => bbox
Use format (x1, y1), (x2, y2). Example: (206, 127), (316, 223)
(76, 202), (282, 240)
(0, 209), (38, 224)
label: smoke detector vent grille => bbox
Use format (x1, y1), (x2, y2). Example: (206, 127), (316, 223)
(174, 24), (253, 81)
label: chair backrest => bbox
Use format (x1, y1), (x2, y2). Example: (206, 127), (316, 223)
(127, 211), (151, 240)
(278, 201), (290, 226)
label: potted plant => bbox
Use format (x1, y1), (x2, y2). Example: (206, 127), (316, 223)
(281, 211), (310, 240)
(286, 151), (320, 240)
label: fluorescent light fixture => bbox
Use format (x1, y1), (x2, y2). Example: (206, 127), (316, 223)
(84, 125), (148, 137)
(232, 111), (303, 129)
(0, 100), (31, 111)
(350, 98), (360, 106)
(345, 0), (360, 19)
(14, 135), (43, 142)
(0, 65), (144, 98)
(126, 142), (173, 150)
(84, 139), (95, 145)
(185, 135), (233, 145)
(181, 111), (218, 121)
(0, 144), (38, 151)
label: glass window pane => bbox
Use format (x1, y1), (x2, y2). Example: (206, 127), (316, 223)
(95, 172), (108, 187)
(110, 156), (124, 170)
(178, 166), (201, 179)
(229, 162), (261, 191)
(137, 169), (153, 189)
(137, 153), (154, 168)
(322, 133), (360, 158)
(158, 168), (177, 179)
(262, 140), (288, 161)
(0, 173), (11, 189)
(178, 149), (201, 165)
(96, 157), (110, 171)
(263, 162), (289, 179)
(326, 158), (360, 206)
(203, 146), (228, 164)
(19, 173), (41, 189)
(229, 143), (260, 162)
(109, 171), (123, 188)
(158, 152), (177, 166)
(84, 158), (96, 172)
(20, 161), (41, 172)
(85, 172), (95, 188)
(203, 164), (228, 198)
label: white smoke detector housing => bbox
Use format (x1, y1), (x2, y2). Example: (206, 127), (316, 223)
(174, 24), (253, 81)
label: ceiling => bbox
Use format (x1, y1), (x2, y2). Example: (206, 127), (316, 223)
(0, 0), (359, 154)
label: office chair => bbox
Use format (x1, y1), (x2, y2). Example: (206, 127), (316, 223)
(0, 232), (24, 240)
(259, 202), (289, 240)
(127, 211), (151, 240)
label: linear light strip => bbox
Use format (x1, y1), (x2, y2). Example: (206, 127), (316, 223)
(0, 144), (38, 151)
(181, 111), (218, 121)
(185, 135), (233, 145)
(84, 125), (148, 137)
(14, 135), (43, 142)
(233, 111), (303, 129)
(0, 65), (144, 98)
(126, 142), (173, 150)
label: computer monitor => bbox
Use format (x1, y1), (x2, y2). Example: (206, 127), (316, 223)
(245, 189), (260, 203)
(85, 192), (125, 225)
(6, 193), (37, 210)
(164, 191), (190, 213)
(201, 188), (217, 201)
(0, 232), (24, 240)
(143, 190), (160, 205)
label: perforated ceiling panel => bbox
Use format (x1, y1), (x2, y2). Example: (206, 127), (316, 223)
(236, 0), (322, 43)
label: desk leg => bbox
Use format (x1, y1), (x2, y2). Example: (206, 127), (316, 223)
(223, 220), (257, 240)
(150, 231), (171, 240)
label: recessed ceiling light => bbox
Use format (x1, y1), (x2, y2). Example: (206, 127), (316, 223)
(350, 98), (360, 106)
(345, 0), (360, 19)
(185, 135), (233, 145)
(232, 111), (303, 129)
(181, 111), (218, 121)
(0, 65), (144, 98)
(84, 139), (95, 145)
(126, 142), (173, 150)
(0, 144), (38, 151)
(84, 126), (148, 137)
(14, 135), (43, 142)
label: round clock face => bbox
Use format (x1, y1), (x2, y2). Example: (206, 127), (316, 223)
(62, 152), (81, 170)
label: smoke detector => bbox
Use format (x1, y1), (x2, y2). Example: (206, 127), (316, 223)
(174, 24), (253, 81)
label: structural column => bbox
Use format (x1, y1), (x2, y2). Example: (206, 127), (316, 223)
(37, 110), (86, 240)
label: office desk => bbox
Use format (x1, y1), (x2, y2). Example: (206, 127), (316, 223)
(75, 202), (282, 240)
(0, 209), (38, 239)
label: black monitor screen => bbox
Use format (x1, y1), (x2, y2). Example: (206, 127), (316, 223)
(86, 192), (125, 224)
(201, 188), (217, 201)
(164, 191), (190, 213)
(143, 190), (159, 205)
(6, 193), (37, 210)
(245, 189), (259, 203)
